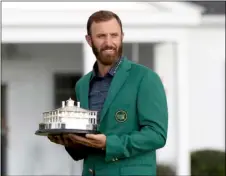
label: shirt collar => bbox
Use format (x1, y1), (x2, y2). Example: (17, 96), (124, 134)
(91, 56), (123, 78)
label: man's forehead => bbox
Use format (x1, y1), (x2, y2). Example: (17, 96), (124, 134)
(91, 19), (121, 34)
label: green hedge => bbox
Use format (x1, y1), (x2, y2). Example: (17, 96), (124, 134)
(157, 149), (225, 176)
(157, 164), (175, 176)
(191, 149), (225, 176)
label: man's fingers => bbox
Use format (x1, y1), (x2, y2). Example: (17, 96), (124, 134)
(48, 134), (102, 149)
(68, 134), (91, 145)
(48, 135), (64, 145)
(62, 134), (70, 146)
(56, 135), (64, 145)
(68, 134), (86, 142)
(47, 135), (54, 141)
(85, 134), (98, 140)
(67, 134), (99, 148)
(48, 135), (57, 142)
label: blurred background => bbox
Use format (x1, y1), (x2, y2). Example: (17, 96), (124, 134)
(1, 2), (225, 176)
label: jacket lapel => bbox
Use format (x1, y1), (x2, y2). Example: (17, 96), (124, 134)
(100, 58), (131, 122)
(80, 72), (92, 109)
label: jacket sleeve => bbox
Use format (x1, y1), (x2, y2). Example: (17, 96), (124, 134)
(65, 145), (89, 161)
(105, 71), (168, 162)
(65, 82), (88, 161)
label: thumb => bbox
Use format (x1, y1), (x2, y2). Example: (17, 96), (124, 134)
(85, 134), (97, 140)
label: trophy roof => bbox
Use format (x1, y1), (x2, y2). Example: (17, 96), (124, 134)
(43, 98), (97, 114)
(56, 106), (92, 113)
(43, 106), (96, 114)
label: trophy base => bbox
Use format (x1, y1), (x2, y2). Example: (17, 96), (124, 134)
(35, 129), (98, 137)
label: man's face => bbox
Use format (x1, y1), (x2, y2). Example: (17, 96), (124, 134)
(86, 18), (123, 66)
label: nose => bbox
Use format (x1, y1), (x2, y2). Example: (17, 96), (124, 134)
(104, 34), (113, 46)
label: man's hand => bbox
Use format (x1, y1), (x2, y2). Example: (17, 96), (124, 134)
(68, 133), (106, 150)
(47, 134), (83, 148)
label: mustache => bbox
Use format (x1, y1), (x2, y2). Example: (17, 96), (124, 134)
(101, 46), (116, 51)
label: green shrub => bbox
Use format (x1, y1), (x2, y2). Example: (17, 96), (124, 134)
(191, 149), (225, 176)
(157, 164), (176, 176)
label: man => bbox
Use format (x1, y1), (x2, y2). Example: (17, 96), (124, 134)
(48, 10), (168, 176)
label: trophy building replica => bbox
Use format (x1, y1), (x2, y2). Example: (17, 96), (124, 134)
(35, 98), (98, 136)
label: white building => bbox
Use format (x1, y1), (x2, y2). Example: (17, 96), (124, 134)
(1, 2), (225, 176)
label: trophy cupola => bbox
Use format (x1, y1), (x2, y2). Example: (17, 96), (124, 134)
(66, 98), (74, 107)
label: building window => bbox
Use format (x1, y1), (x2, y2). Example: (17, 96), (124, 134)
(54, 73), (82, 108)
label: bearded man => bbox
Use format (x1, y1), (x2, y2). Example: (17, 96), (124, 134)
(48, 10), (168, 176)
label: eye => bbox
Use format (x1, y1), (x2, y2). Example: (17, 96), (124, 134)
(97, 34), (106, 38)
(111, 33), (118, 37)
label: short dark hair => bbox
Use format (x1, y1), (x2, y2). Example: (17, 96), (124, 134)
(86, 10), (123, 35)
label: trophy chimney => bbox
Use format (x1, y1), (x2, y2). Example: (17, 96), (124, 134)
(62, 101), (65, 108)
(77, 102), (80, 108)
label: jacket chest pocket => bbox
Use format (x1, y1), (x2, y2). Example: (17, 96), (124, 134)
(111, 103), (132, 124)
(102, 103), (138, 135)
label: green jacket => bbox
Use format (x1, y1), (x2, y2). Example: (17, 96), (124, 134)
(66, 57), (168, 176)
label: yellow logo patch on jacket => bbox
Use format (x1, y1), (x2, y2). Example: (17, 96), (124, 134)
(115, 110), (127, 122)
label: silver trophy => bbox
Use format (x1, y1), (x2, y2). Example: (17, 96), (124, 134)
(35, 98), (98, 136)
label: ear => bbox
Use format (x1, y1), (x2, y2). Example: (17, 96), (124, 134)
(121, 31), (124, 40)
(85, 35), (92, 47)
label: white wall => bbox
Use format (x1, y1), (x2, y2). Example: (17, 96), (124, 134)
(2, 43), (84, 175)
(188, 27), (225, 151)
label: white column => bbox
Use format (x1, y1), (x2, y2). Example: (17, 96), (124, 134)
(131, 43), (139, 63)
(176, 36), (190, 175)
(153, 43), (177, 165)
(83, 40), (96, 75)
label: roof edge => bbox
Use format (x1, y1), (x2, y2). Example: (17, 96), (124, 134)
(153, 2), (205, 14)
(201, 14), (225, 26)
(182, 2), (206, 14)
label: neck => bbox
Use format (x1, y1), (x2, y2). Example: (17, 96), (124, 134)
(97, 61), (113, 77)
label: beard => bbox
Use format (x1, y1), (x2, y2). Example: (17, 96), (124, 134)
(91, 40), (123, 66)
